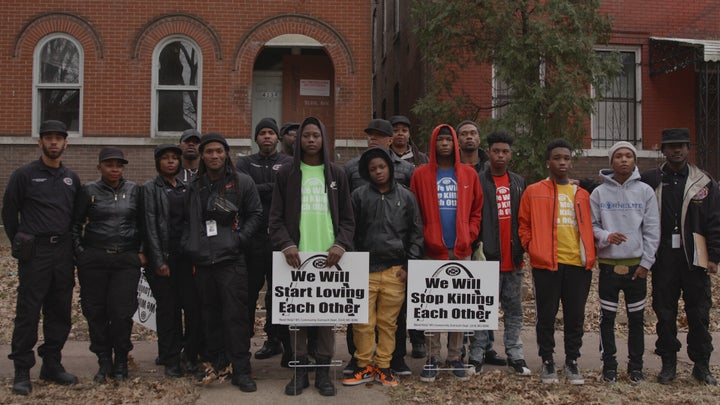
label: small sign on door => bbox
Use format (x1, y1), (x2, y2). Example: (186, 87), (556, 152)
(300, 79), (330, 97)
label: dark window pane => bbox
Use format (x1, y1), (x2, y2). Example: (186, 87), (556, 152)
(158, 90), (198, 131)
(159, 41), (198, 86)
(594, 51), (637, 147)
(39, 89), (79, 131)
(40, 38), (80, 84)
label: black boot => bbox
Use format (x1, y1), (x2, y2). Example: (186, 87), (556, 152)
(231, 373), (258, 392)
(94, 353), (113, 383)
(285, 357), (310, 396)
(113, 353), (129, 381)
(657, 354), (677, 384)
(314, 358), (336, 397)
(164, 359), (183, 378)
(12, 368), (31, 396)
(255, 339), (283, 360)
(39, 361), (78, 385)
(692, 361), (718, 386)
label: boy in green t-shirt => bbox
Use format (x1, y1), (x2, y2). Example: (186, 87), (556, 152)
(269, 117), (355, 397)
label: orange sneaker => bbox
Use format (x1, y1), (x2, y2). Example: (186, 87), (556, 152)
(342, 364), (375, 386)
(374, 367), (399, 387)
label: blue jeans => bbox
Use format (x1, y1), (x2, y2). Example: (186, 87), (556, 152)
(469, 268), (525, 362)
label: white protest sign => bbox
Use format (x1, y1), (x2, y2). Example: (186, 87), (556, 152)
(272, 251), (369, 325)
(132, 271), (157, 331)
(406, 260), (499, 331)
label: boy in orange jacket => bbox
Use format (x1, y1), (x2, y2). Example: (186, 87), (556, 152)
(518, 139), (596, 385)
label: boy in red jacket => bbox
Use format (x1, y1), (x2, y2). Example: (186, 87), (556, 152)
(410, 124), (483, 382)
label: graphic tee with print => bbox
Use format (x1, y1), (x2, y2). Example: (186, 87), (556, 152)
(437, 168), (457, 249)
(493, 173), (514, 271)
(556, 183), (582, 267)
(298, 162), (334, 252)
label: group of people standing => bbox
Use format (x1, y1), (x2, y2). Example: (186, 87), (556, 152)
(2, 116), (718, 398)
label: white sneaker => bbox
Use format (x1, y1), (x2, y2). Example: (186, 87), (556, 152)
(508, 359), (531, 376)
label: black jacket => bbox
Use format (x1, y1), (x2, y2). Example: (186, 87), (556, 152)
(143, 176), (186, 271)
(269, 117), (355, 252)
(344, 148), (415, 192)
(72, 178), (143, 255)
(235, 151), (292, 247)
(352, 182), (424, 272)
(181, 170), (263, 266)
(642, 162), (720, 267)
(478, 168), (526, 269)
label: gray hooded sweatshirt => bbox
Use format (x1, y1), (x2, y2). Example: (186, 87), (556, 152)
(590, 167), (660, 269)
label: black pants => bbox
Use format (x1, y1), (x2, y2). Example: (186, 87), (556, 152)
(533, 264), (592, 362)
(145, 253), (202, 364)
(196, 259), (252, 374)
(9, 236), (74, 369)
(598, 263), (646, 370)
(246, 242), (289, 343)
(652, 247), (713, 363)
(77, 248), (141, 358)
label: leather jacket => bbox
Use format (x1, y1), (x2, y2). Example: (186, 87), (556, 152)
(143, 175), (186, 270)
(181, 170), (263, 266)
(72, 177), (143, 255)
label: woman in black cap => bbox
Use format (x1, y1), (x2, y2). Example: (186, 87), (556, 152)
(71, 147), (145, 383)
(143, 144), (202, 378)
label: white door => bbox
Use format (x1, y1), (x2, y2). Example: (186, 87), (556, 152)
(251, 71), (283, 153)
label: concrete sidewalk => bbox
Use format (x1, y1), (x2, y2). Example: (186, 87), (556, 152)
(1, 330), (717, 404)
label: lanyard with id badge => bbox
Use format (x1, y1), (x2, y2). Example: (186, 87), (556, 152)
(672, 215), (681, 249)
(204, 179), (239, 237)
(206, 219), (218, 237)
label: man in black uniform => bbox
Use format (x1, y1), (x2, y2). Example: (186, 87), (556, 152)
(178, 129), (201, 183)
(182, 132), (263, 392)
(236, 118), (293, 365)
(2, 120), (81, 395)
(641, 128), (720, 385)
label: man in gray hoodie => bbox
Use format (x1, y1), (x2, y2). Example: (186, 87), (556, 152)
(590, 141), (659, 384)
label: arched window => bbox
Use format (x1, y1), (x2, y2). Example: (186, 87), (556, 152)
(152, 36), (202, 137)
(33, 34), (83, 136)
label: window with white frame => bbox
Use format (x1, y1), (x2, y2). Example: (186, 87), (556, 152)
(592, 48), (641, 148)
(33, 34), (82, 136)
(492, 64), (513, 119)
(152, 36), (201, 136)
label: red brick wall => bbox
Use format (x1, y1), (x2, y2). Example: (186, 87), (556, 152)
(375, 0), (720, 165)
(0, 1), (372, 209)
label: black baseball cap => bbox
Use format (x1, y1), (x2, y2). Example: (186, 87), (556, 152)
(39, 120), (68, 138)
(154, 144), (182, 159)
(180, 129), (201, 143)
(364, 119), (393, 137)
(98, 147), (128, 164)
(389, 115), (411, 127)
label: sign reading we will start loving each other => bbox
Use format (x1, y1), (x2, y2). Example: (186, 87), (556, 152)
(406, 260), (499, 331)
(272, 252), (369, 325)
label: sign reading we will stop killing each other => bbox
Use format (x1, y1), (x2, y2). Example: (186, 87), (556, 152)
(272, 251), (369, 325)
(406, 260), (499, 331)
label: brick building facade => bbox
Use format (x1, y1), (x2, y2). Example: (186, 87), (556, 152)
(0, 1), (373, 201)
(373, 0), (720, 180)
